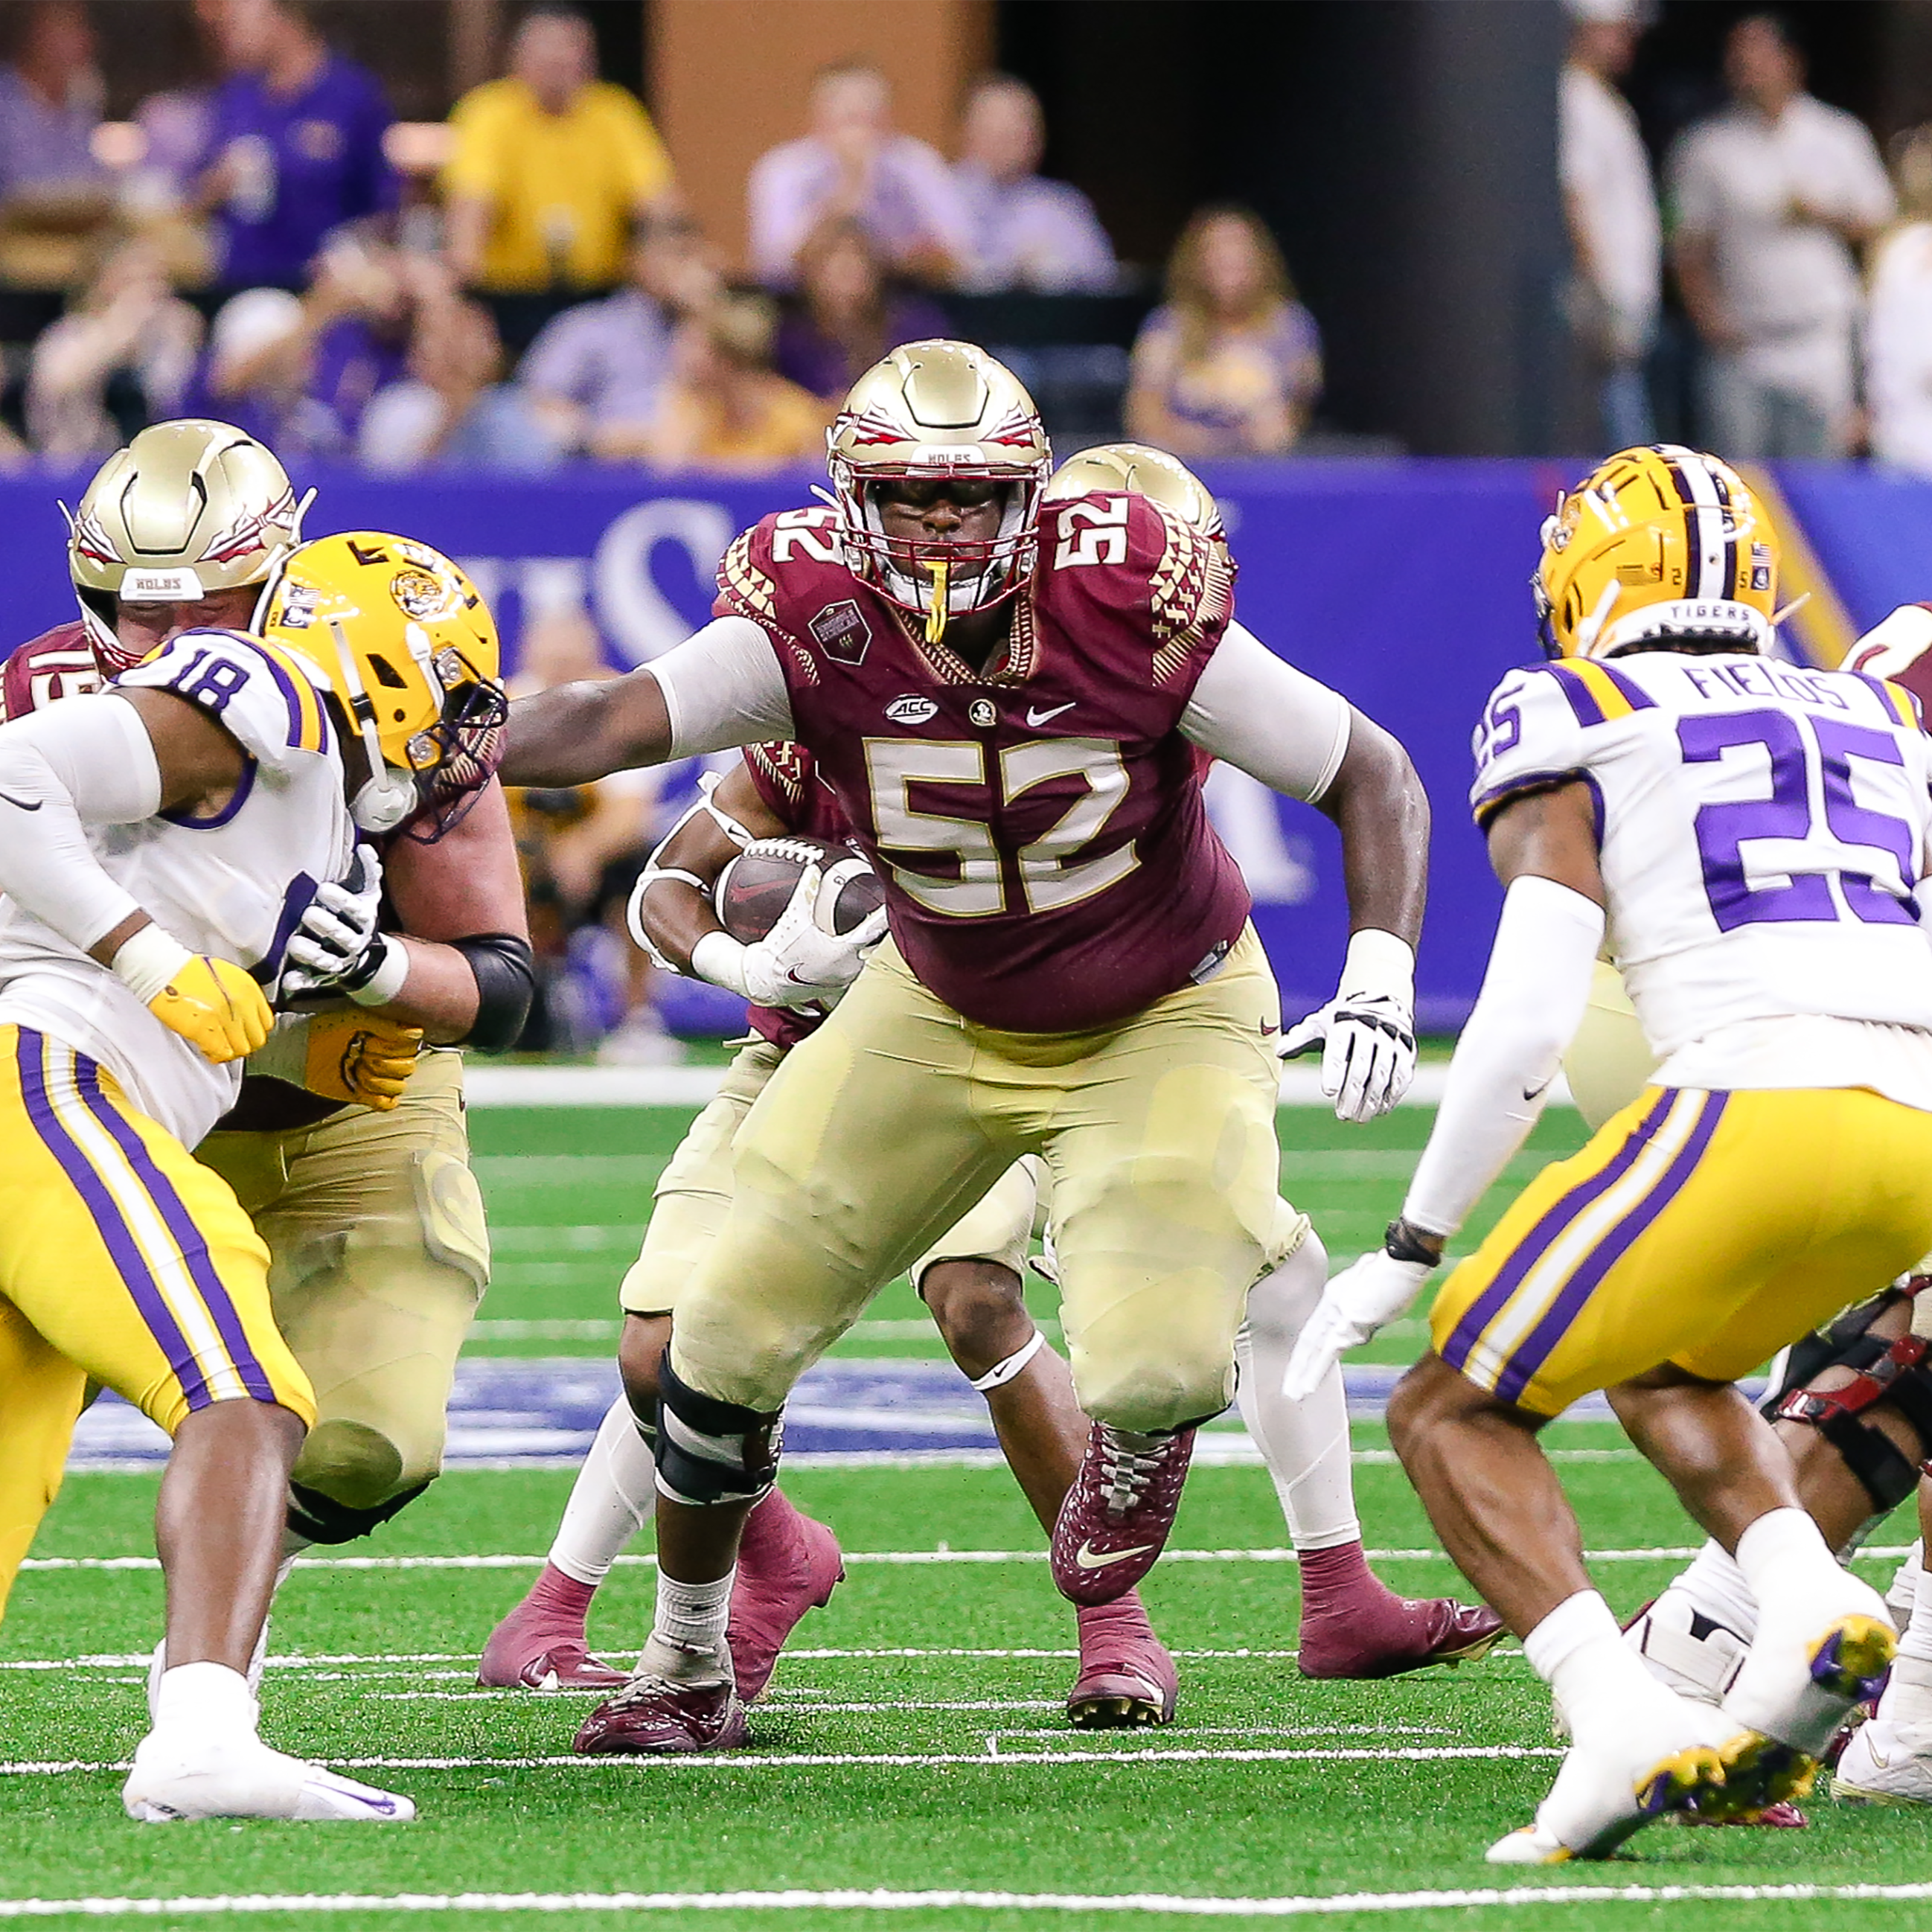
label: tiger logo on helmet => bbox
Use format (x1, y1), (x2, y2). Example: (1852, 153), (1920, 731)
(256, 531), (507, 841)
(826, 339), (1052, 642)
(1533, 444), (1781, 662)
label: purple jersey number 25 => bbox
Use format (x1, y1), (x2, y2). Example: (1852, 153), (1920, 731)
(1679, 708), (1920, 932)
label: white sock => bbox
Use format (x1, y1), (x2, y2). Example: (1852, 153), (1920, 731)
(150, 1661), (257, 1741)
(639, 1567), (735, 1683)
(1670, 1539), (1761, 1642)
(550, 1398), (656, 1585)
(1733, 1506), (1843, 1610)
(1525, 1590), (1657, 1741)
(1235, 1232), (1362, 1549)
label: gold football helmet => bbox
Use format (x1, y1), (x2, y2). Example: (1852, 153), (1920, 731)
(66, 419), (310, 673)
(258, 531), (507, 840)
(1046, 441), (1224, 538)
(1534, 444), (1779, 660)
(827, 339), (1051, 639)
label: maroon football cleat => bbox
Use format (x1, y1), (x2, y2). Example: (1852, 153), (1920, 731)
(574, 1672), (749, 1755)
(1681, 1800), (1808, 1829)
(1066, 1596), (1179, 1728)
(1051, 1422), (1196, 1608)
(1295, 1541), (1505, 1680)
(478, 1564), (629, 1690)
(728, 1488), (845, 1701)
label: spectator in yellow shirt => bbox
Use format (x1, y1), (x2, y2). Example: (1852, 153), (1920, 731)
(627, 292), (825, 473)
(444, 4), (674, 295)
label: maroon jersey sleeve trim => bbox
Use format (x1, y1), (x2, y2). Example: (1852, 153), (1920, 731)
(742, 740), (814, 831)
(1147, 502), (1237, 688)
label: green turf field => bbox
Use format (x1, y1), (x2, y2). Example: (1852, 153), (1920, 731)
(4, 1102), (1928, 1931)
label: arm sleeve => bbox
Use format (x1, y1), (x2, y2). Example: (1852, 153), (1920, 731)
(1401, 876), (1607, 1238)
(644, 615), (796, 757)
(1178, 620), (1351, 802)
(0, 694), (164, 952)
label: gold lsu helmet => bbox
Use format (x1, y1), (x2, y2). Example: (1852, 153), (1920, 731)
(1046, 441), (1225, 539)
(827, 339), (1051, 641)
(65, 419), (310, 674)
(258, 531), (508, 841)
(1534, 444), (1779, 661)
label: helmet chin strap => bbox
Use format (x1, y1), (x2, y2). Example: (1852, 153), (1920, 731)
(329, 618), (416, 833)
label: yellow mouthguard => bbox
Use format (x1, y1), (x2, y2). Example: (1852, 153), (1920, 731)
(924, 558), (950, 644)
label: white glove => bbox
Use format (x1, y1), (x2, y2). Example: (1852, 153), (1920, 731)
(1281, 929), (1418, 1122)
(1281, 1246), (1436, 1403)
(281, 848), (406, 1006)
(691, 862), (889, 1011)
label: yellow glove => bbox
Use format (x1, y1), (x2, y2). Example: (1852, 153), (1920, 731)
(111, 927), (272, 1066)
(299, 1010), (423, 1111)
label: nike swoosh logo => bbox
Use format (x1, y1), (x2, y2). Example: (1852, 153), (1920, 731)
(1075, 1540), (1154, 1570)
(0, 791), (42, 810)
(1026, 702), (1076, 727)
(1522, 1075), (1552, 1102)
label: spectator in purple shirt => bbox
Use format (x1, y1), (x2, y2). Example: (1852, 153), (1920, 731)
(749, 61), (972, 289)
(0, 1), (108, 208)
(953, 74), (1116, 294)
(194, 0), (397, 290)
(773, 216), (949, 405)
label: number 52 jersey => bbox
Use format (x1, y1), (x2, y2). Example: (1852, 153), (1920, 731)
(1471, 650), (1932, 1099)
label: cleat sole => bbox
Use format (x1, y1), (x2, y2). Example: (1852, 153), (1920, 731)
(1832, 1779), (1931, 1809)
(1632, 1744), (1727, 1829)
(1434, 1625), (1509, 1669)
(1698, 1731), (1818, 1823)
(1811, 1616), (1897, 1707)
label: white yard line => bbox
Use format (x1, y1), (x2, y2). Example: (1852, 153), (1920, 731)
(17, 1544), (1913, 1574)
(0, 1744), (1565, 1779)
(0, 1884), (1928, 1921)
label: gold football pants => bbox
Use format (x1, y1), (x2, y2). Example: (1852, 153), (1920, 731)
(668, 928), (1285, 1433)
(198, 1049), (490, 1516)
(1430, 1084), (1932, 1416)
(0, 1026), (311, 1621)
(620, 1042), (1044, 1317)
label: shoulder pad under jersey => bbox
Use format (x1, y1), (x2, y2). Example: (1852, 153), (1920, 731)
(115, 628), (334, 778)
(1, 620), (101, 720)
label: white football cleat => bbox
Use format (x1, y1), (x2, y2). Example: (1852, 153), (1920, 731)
(1486, 1689), (1736, 1864)
(1625, 1589), (1750, 1707)
(146, 1622), (271, 1722)
(1835, 1715), (1932, 1807)
(1725, 1574), (1898, 1759)
(123, 1730), (415, 1823)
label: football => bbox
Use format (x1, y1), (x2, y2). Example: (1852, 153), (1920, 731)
(714, 837), (886, 944)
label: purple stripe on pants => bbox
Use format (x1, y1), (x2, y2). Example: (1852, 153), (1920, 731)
(1495, 1092), (1729, 1407)
(74, 1059), (276, 1405)
(1442, 1089), (1676, 1377)
(13, 1030), (212, 1411)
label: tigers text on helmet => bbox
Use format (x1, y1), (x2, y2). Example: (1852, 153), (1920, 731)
(257, 531), (508, 842)
(1533, 444), (1780, 661)
(1046, 441), (1225, 539)
(826, 340), (1051, 642)
(65, 419), (310, 674)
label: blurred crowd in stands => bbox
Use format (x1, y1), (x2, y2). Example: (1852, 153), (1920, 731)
(1561, 0), (1932, 467)
(0, 0), (1330, 473)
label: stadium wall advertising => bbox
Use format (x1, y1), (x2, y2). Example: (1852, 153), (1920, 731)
(0, 458), (1903, 1028)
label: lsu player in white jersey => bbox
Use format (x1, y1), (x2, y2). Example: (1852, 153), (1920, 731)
(1285, 445), (1932, 1860)
(0, 526), (505, 1823)
(1576, 598), (1932, 1811)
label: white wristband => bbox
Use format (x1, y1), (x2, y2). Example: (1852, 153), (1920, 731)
(1340, 928), (1415, 1004)
(345, 936), (412, 1008)
(690, 930), (752, 999)
(110, 923), (194, 1005)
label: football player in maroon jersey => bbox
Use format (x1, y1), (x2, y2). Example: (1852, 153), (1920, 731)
(502, 343), (1442, 1750)
(486, 441), (1498, 1743)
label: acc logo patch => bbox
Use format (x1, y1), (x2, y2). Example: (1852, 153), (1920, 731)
(885, 694), (939, 726)
(391, 569), (452, 622)
(809, 598), (871, 666)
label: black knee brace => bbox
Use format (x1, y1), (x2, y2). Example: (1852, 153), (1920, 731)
(286, 1477), (432, 1546)
(1764, 1280), (1932, 1514)
(653, 1354), (783, 1506)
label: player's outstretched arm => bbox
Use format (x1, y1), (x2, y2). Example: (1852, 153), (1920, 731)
(0, 686), (271, 1063)
(1284, 782), (1606, 1398)
(501, 615), (796, 789)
